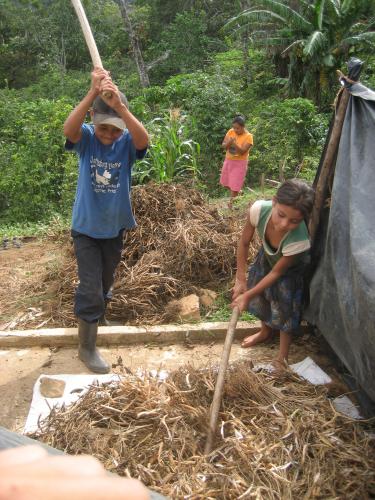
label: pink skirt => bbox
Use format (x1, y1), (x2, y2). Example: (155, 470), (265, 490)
(220, 159), (248, 192)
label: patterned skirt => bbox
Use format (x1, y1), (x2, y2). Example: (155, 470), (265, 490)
(247, 247), (305, 334)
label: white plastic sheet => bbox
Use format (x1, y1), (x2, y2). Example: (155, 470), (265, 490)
(24, 374), (120, 434)
(289, 357), (332, 385)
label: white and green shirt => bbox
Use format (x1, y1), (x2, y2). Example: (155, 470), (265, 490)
(249, 200), (310, 268)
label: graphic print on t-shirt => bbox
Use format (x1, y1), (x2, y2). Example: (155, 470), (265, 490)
(90, 156), (121, 194)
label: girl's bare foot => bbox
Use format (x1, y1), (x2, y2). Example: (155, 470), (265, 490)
(241, 326), (272, 348)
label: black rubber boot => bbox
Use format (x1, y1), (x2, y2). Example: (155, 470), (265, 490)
(78, 319), (110, 373)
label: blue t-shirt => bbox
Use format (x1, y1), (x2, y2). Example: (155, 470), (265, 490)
(66, 124), (146, 238)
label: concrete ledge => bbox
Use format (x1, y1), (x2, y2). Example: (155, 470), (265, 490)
(0, 321), (262, 348)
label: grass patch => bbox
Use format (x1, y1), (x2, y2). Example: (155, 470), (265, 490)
(232, 186), (276, 211)
(209, 185), (276, 216)
(0, 213), (70, 239)
(204, 293), (257, 322)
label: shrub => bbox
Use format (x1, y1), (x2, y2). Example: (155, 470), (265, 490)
(245, 98), (329, 184)
(0, 90), (75, 222)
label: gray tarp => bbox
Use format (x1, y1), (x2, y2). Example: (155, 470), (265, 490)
(305, 79), (375, 401)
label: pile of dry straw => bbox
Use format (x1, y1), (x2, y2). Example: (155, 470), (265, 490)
(26, 182), (256, 328)
(31, 362), (375, 499)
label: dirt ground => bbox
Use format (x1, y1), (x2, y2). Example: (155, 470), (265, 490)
(0, 239), (64, 330)
(0, 238), (348, 434)
(1, 335), (343, 434)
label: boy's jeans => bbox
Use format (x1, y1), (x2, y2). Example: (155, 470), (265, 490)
(71, 229), (124, 323)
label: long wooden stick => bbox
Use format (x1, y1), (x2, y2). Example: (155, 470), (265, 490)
(308, 87), (350, 244)
(71, 0), (103, 68)
(70, 0), (112, 98)
(204, 307), (240, 454)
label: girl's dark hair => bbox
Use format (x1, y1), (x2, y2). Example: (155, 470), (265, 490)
(233, 114), (245, 127)
(275, 179), (315, 219)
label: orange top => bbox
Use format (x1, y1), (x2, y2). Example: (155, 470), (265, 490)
(224, 128), (253, 160)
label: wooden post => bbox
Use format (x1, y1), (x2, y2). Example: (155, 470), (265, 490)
(309, 87), (350, 244)
(260, 173), (265, 195)
(279, 159), (286, 182)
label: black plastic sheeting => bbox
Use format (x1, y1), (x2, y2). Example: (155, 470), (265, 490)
(305, 71), (375, 401)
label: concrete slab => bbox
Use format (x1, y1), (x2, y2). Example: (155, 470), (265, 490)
(0, 321), (265, 348)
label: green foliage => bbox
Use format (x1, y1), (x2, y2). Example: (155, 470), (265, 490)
(231, 186), (277, 211)
(205, 292), (257, 322)
(361, 53), (375, 89)
(0, 213), (70, 239)
(142, 0), (236, 44)
(228, 0), (375, 107)
(147, 11), (220, 83)
(163, 71), (240, 189)
(133, 113), (200, 183)
(20, 68), (90, 103)
(246, 98), (329, 183)
(130, 68), (241, 190)
(0, 0), (56, 88)
(0, 91), (76, 222)
(0, 0), (130, 90)
(126, 49), (329, 191)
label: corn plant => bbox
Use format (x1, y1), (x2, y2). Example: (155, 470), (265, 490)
(133, 111), (201, 184)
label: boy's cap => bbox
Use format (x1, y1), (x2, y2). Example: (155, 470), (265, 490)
(92, 92), (129, 131)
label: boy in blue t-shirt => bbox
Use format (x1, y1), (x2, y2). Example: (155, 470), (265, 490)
(64, 67), (148, 373)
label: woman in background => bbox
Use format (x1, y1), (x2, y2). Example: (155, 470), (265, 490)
(220, 115), (253, 208)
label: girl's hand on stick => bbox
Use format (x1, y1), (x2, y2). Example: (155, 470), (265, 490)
(231, 292), (250, 313)
(232, 278), (247, 300)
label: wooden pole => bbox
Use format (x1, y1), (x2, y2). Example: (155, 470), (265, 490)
(279, 158), (286, 182)
(309, 87), (350, 243)
(71, 0), (103, 68)
(204, 307), (240, 455)
(260, 173), (265, 195)
(70, 0), (111, 98)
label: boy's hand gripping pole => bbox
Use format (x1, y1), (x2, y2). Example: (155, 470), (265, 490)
(70, 0), (111, 98)
(204, 306), (240, 454)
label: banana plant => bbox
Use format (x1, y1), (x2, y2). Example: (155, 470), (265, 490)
(225, 0), (375, 106)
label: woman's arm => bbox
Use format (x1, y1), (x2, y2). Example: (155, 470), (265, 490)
(222, 133), (235, 150)
(232, 142), (253, 155)
(231, 254), (296, 311)
(232, 217), (255, 299)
